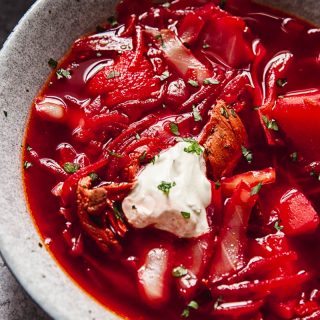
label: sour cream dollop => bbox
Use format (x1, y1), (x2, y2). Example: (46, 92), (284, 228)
(122, 141), (212, 238)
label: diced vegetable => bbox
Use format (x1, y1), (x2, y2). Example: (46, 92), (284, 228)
(271, 91), (320, 161)
(146, 28), (211, 83)
(222, 168), (276, 196)
(34, 97), (67, 123)
(277, 188), (319, 236)
(178, 12), (205, 45)
(208, 182), (258, 283)
(200, 15), (254, 68)
(138, 248), (171, 305)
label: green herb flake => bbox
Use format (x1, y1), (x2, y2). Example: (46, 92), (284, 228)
(290, 152), (298, 162)
(139, 151), (147, 163)
(251, 182), (263, 195)
(274, 220), (284, 232)
(188, 79), (199, 88)
(172, 266), (188, 278)
(215, 180), (221, 190)
(3, 110), (8, 117)
(181, 211), (191, 219)
(107, 70), (120, 79)
(192, 105), (202, 122)
(151, 154), (160, 165)
(160, 70), (170, 81)
(56, 68), (71, 79)
(112, 203), (124, 221)
(220, 107), (230, 119)
(262, 115), (279, 131)
(181, 308), (190, 318)
(135, 133), (141, 140)
(88, 172), (99, 181)
(276, 78), (288, 88)
(155, 34), (165, 48)
(183, 138), (203, 156)
(203, 78), (220, 85)
(63, 162), (80, 174)
(188, 301), (199, 310)
(230, 108), (237, 118)
(48, 58), (58, 69)
(169, 122), (180, 136)
(162, 2), (171, 8)
(108, 150), (123, 158)
(107, 16), (118, 27)
(157, 181), (176, 196)
(203, 43), (210, 49)
(241, 145), (253, 164)
(23, 161), (33, 170)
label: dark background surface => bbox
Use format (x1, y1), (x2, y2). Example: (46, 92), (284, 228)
(0, 3), (49, 320)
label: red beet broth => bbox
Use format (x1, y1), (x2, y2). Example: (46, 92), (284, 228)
(23, 0), (320, 319)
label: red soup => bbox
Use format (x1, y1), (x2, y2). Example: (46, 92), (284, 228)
(23, 0), (320, 319)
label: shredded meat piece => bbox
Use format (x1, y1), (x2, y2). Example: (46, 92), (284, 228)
(76, 176), (133, 252)
(199, 100), (247, 179)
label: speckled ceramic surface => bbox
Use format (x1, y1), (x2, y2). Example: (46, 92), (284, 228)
(0, 1), (319, 320)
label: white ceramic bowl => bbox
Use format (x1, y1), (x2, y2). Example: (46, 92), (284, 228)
(0, 1), (319, 319)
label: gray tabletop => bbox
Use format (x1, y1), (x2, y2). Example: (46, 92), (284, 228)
(0, 3), (50, 319)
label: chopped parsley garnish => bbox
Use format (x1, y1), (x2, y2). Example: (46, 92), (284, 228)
(251, 182), (262, 195)
(3, 110), (8, 117)
(151, 154), (160, 165)
(107, 150), (123, 158)
(203, 43), (210, 49)
(188, 301), (199, 310)
(276, 78), (288, 88)
(181, 300), (199, 318)
(203, 78), (220, 85)
(220, 107), (230, 119)
(274, 220), (284, 231)
(155, 34), (165, 48)
(192, 105), (202, 122)
(112, 203), (124, 221)
(88, 172), (99, 181)
(157, 181), (176, 195)
(63, 162), (80, 174)
(160, 70), (170, 81)
(188, 79), (199, 87)
(262, 115), (279, 131)
(107, 16), (118, 27)
(241, 145), (253, 164)
(215, 180), (221, 190)
(162, 2), (171, 8)
(107, 70), (120, 79)
(48, 58), (58, 69)
(169, 122), (180, 136)
(181, 211), (191, 219)
(172, 266), (188, 278)
(56, 68), (71, 79)
(290, 151), (298, 162)
(23, 161), (33, 170)
(183, 138), (203, 156)
(181, 308), (190, 318)
(135, 133), (141, 140)
(230, 108), (237, 118)
(139, 151), (147, 162)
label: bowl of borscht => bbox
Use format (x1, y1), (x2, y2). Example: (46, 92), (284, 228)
(0, 0), (320, 319)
